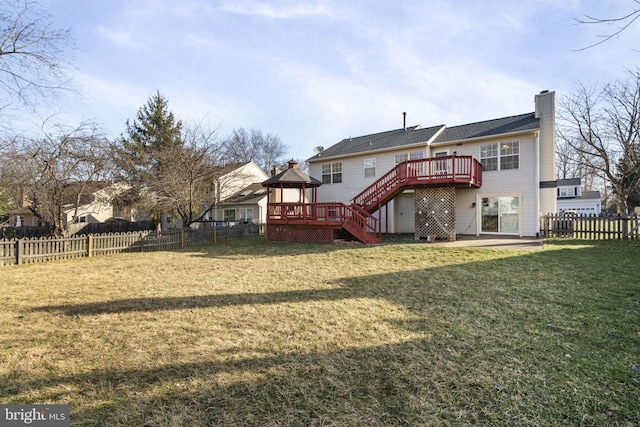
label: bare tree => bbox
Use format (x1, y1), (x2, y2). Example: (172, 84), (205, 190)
(557, 69), (640, 213)
(1, 121), (113, 235)
(147, 122), (223, 228)
(556, 137), (602, 191)
(575, 1), (640, 50)
(0, 0), (74, 115)
(221, 127), (288, 174)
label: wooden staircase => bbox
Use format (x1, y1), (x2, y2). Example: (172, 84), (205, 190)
(352, 155), (483, 214)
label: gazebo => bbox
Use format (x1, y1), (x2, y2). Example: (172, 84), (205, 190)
(261, 160), (380, 244)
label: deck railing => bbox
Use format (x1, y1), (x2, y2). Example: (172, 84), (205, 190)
(352, 155), (482, 213)
(266, 202), (379, 242)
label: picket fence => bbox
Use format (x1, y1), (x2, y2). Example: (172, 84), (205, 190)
(540, 213), (640, 240)
(0, 224), (261, 267)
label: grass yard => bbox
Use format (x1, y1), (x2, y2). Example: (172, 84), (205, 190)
(1, 237), (639, 426)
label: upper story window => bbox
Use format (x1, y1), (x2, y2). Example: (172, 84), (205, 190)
(395, 150), (424, 165)
(480, 141), (519, 171)
(322, 162), (342, 184)
(558, 187), (578, 197)
(395, 153), (408, 164)
(410, 150), (425, 160)
(364, 158), (376, 178)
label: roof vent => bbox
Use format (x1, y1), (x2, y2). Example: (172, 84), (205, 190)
(403, 112), (407, 131)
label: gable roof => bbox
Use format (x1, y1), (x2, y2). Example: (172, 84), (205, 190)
(214, 161), (260, 177)
(307, 112), (540, 162)
(432, 113), (539, 144)
(580, 191), (601, 200)
(61, 181), (112, 206)
(221, 183), (268, 205)
(307, 125), (443, 161)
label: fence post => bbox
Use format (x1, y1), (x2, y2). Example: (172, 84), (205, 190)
(622, 215), (629, 241)
(139, 232), (144, 252)
(213, 224), (217, 244)
(87, 234), (93, 257)
(15, 239), (23, 265)
(180, 228), (185, 248)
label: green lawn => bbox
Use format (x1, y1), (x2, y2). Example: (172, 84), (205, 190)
(1, 237), (639, 426)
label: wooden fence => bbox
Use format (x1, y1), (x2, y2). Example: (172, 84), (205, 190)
(0, 224), (262, 267)
(540, 214), (640, 240)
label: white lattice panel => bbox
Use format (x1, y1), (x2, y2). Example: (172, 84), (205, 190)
(414, 187), (456, 241)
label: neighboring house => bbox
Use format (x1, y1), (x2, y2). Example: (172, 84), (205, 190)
(216, 182), (268, 224)
(6, 206), (40, 227)
(557, 178), (601, 215)
(64, 182), (128, 225)
(162, 161), (269, 229)
(7, 182), (126, 230)
(306, 91), (557, 239)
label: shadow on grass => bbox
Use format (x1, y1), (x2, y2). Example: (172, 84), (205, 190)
(33, 288), (353, 315)
(10, 241), (640, 425)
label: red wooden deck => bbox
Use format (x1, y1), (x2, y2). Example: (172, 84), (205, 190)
(266, 202), (381, 243)
(265, 156), (482, 244)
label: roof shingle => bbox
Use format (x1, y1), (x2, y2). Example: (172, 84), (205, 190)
(307, 112), (540, 162)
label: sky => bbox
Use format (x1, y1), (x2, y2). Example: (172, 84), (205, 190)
(24, 0), (640, 161)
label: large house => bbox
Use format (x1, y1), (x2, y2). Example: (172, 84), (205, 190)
(305, 91), (557, 240)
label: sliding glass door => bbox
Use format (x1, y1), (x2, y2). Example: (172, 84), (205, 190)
(480, 196), (519, 234)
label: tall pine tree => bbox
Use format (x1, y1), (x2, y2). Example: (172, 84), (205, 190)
(115, 90), (183, 188)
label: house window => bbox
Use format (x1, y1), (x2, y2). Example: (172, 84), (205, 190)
(558, 187), (577, 197)
(239, 208), (253, 222)
(410, 150), (425, 160)
(395, 153), (408, 164)
(76, 215), (89, 223)
(99, 197), (109, 209)
(480, 141), (519, 171)
(322, 162), (342, 184)
(364, 158), (376, 178)
(480, 144), (498, 171)
(500, 141), (519, 170)
(224, 209), (236, 222)
(395, 150), (424, 165)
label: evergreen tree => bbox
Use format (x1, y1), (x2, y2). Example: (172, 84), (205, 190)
(115, 90), (183, 187)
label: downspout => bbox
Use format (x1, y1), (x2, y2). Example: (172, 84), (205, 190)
(535, 130), (540, 237)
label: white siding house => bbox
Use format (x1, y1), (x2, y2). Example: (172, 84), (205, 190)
(307, 91), (557, 238)
(557, 178), (602, 215)
(163, 161), (269, 229)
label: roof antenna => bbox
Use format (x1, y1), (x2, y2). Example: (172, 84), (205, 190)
(403, 112), (407, 131)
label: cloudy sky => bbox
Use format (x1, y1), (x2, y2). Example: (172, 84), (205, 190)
(31, 0), (640, 160)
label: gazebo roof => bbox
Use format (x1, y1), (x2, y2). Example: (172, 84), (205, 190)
(262, 160), (322, 188)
